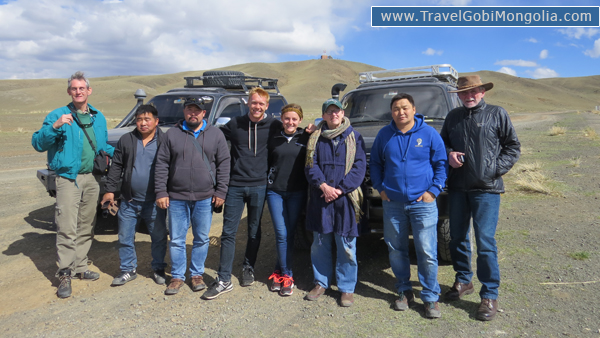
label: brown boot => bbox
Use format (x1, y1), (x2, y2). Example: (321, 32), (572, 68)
(476, 298), (498, 321)
(340, 293), (354, 307)
(191, 275), (206, 292)
(444, 281), (474, 301)
(165, 278), (184, 295)
(305, 284), (326, 301)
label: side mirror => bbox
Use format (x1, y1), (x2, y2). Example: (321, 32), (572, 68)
(314, 117), (323, 126)
(201, 96), (214, 104)
(215, 117), (231, 128)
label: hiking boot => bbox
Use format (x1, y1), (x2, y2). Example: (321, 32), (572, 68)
(152, 269), (166, 285)
(268, 270), (282, 292)
(424, 301), (441, 319)
(74, 270), (100, 281)
(165, 278), (185, 295)
(191, 275), (206, 292)
(241, 266), (254, 287)
(394, 290), (415, 311)
(279, 275), (294, 296)
(202, 279), (233, 300)
(57, 269), (72, 299)
(340, 293), (354, 307)
(445, 281), (474, 301)
(305, 284), (326, 301)
(111, 270), (137, 286)
(476, 298), (498, 321)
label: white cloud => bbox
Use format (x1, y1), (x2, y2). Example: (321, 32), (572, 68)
(539, 49), (548, 59)
(422, 48), (443, 56)
(584, 38), (600, 58)
(527, 38), (538, 43)
(527, 67), (559, 79)
(0, 0), (357, 79)
(494, 59), (538, 67)
(557, 28), (600, 39)
(497, 67), (517, 77)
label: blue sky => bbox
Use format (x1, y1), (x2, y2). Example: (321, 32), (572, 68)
(0, 0), (598, 80)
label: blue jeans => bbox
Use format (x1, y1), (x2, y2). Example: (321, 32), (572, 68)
(266, 189), (307, 277)
(168, 198), (213, 280)
(448, 191), (501, 299)
(117, 199), (168, 272)
(311, 232), (358, 293)
(383, 200), (440, 302)
(217, 185), (266, 282)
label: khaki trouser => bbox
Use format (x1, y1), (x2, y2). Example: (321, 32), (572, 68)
(54, 173), (100, 276)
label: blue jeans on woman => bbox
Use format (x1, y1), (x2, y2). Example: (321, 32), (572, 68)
(117, 199), (168, 272)
(168, 198), (213, 281)
(382, 199), (440, 302)
(448, 191), (500, 300)
(311, 232), (358, 293)
(266, 189), (307, 277)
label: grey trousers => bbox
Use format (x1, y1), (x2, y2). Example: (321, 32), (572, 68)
(54, 173), (100, 276)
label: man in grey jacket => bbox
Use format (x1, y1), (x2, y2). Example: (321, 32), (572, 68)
(441, 75), (520, 321)
(155, 98), (230, 295)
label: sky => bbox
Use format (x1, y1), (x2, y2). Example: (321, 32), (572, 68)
(0, 0), (598, 80)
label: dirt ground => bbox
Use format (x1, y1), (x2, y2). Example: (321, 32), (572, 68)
(0, 111), (599, 337)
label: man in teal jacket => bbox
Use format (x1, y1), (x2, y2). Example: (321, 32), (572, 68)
(32, 71), (114, 298)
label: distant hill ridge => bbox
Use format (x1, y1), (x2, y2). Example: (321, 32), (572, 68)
(0, 60), (598, 119)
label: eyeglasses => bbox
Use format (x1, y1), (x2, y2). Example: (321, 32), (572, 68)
(324, 108), (343, 115)
(69, 87), (87, 93)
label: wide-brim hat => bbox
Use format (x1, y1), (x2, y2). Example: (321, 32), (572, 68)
(449, 75), (493, 93)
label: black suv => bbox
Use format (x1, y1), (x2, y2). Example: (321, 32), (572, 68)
(333, 65), (461, 261)
(36, 71), (288, 226)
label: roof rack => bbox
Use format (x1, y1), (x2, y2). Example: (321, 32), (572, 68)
(359, 64), (458, 86)
(183, 75), (281, 95)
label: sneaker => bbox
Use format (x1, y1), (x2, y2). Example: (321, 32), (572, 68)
(279, 275), (294, 296)
(111, 270), (137, 286)
(240, 266), (254, 287)
(74, 270), (100, 281)
(394, 290), (415, 311)
(202, 279), (233, 300)
(424, 301), (441, 319)
(57, 269), (72, 299)
(165, 278), (185, 295)
(152, 269), (166, 285)
(268, 270), (282, 292)
(191, 275), (206, 292)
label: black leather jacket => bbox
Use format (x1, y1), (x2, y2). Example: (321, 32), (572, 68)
(441, 99), (520, 193)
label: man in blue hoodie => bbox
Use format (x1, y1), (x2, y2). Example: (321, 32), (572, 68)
(370, 93), (447, 319)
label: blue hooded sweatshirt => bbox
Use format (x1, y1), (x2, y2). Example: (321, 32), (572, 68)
(370, 114), (447, 203)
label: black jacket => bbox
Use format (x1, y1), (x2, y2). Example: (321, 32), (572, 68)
(267, 128), (309, 192)
(104, 128), (165, 201)
(441, 99), (520, 193)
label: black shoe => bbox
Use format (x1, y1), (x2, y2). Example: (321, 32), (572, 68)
(202, 279), (233, 300)
(74, 270), (100, 281)
(111, 270), (137, 286)
(57, 269), (72, 299)
(152, 269), (166, 285)
(241, 266), (254, 287)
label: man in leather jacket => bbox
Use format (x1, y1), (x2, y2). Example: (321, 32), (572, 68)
(440, 75), (520, 321)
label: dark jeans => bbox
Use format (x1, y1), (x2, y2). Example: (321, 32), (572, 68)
(217, 185), (267, 282)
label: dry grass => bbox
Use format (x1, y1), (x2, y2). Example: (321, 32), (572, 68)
(582, 127), (598, 139)
(14, 127), (26, 133)
(514, 161), (542, 173)
(512, 161), (562, 196)
(569, 157), (582, 168)
(548, 126), (567, 136)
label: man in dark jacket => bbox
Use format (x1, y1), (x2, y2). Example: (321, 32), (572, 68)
(441, 75), (520, 321)
(155, 98), (230, 296)
(202, 88), (282, 300)
(101, 105), (168, 287)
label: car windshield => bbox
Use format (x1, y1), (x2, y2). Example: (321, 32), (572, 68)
(143, 95), (215, 125)
(343, 85), (450, 121)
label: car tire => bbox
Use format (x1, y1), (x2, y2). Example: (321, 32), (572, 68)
(437, 218), (475, 263)
(202, 71), (245, 88)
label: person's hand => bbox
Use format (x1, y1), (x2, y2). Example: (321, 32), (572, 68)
(306, 123), (318, 134)
(380, 190), (390, 202)
(417, 191), (436, 203)
(53, 114), (74, 129)
(320, 183), (340, 203)
(449, 151), (465, 169)
(212, 196), (225, 208)
(156, 197), (170, 209)
(100, 193), (115, 208)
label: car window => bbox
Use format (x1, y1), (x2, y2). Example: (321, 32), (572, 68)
(239, 96), (286, 119)
(215, 97), (245, 120)
(137, 95), (214, 125)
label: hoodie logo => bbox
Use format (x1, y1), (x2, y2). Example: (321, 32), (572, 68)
(415, 138), (423, 147)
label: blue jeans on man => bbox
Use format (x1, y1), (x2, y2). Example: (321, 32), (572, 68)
(217, 185), (266, 282)
(448, 191), (500, 300)
(117, 199), (168, 272)
(266, 189), (306, 277)
(383, 200), (441, 302)
(168, 198), (213, 280)
(311, 232), (358, 294)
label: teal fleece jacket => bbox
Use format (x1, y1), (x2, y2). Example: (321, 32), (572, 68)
(32, 103), (115, 180)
